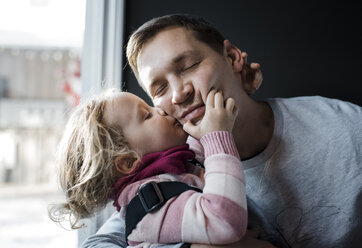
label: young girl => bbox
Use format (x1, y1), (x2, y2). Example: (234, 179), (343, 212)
(49, 88), (247, 246)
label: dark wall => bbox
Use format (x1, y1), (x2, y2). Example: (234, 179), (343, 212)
(123, 0), (362, 106)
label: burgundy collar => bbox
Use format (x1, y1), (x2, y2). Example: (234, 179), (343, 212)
(109, 144), (195, 210)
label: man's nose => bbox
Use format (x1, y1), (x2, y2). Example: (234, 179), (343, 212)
(171, 79), (193, 104)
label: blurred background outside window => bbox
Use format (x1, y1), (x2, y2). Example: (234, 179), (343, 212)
(0, 0), (85, 247)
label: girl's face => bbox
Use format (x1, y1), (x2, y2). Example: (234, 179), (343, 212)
(104, 92), (188, 156)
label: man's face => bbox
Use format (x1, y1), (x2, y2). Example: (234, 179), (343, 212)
(137, 27), (244, 125)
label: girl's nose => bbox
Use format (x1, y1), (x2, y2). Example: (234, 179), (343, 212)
(155, 107), (166, 116)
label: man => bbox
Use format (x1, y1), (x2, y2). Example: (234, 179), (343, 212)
(81, 14), (362, 248)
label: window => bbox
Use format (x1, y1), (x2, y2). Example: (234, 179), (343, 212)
(0, 0), (86, 247)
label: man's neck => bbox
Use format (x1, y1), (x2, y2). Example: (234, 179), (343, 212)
(233, 101), (274, 160)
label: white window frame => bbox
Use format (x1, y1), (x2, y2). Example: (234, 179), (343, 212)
(81, 0), (126, 98)
(78, 0), (126, 245)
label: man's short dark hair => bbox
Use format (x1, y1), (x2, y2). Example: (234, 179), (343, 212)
(126, 14), (225, 77)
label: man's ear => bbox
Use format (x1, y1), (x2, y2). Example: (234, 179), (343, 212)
(224, 40), (244, 73)
(114, 153), (139, 175)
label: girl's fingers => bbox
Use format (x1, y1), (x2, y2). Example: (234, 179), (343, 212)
(250, 62), (260, 70)
(233, 104), (239, 116)
(225, 97), (235, 111)
(206, 89), (216, 108)
(214, 91), (224, 109)
(183, 121), (197, 137)
(241, 52), (248, 63)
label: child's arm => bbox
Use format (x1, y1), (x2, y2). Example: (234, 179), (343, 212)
(187, 136), (204, 164)
(127, 90), (247, 245)
(181, 131), (246, 244)
(128, 132), (246, 246)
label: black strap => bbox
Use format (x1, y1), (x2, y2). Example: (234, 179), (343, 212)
(189, 158), (204, 168)
(125, 181), (202, 239)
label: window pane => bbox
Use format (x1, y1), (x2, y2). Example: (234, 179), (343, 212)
(0, 0), (86, 247)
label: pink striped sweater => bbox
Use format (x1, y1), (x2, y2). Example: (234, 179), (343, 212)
(116, 131), (247, 246)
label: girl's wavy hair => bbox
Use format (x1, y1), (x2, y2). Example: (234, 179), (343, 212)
(126, 14), (225, 80)
(49, 88), (138, 229)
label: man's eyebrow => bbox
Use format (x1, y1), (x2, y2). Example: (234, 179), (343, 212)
(173, 53), (187, 64)
(172, 50), (199, 64)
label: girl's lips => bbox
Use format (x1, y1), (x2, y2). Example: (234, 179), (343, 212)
(183, 105), (205, 123)
(173, 119), (182, 127)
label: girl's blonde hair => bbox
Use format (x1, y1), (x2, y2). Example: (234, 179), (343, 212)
(49, 88), (138, 229)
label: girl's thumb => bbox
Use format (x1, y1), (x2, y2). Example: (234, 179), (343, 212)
(183, 121), (197, 136)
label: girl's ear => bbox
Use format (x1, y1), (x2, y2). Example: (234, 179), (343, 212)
(114, 153), (139, 175)
(224, 40), (244, 73)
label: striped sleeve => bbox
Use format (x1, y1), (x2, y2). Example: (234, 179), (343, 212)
(180, 131), (247, 244)
(128, 131), (247, 245)
(187, 136), (205, 164)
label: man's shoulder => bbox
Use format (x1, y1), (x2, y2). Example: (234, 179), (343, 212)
(266, 95), (361, 116)
(265, 95), (361, 135)
(267, 95), (355, 105)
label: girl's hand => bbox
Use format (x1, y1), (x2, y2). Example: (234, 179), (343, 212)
(183, 90), (238, 139)
(241, 52), (263, 94)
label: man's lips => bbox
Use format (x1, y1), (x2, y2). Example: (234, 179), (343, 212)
(181, 104), (205, 123)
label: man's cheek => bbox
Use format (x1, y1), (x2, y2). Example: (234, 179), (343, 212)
(201, 77), (221, 101)
(153, 98), (168, 112)
(153, 97), (161, 107)
(199, 85), (211, 103)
